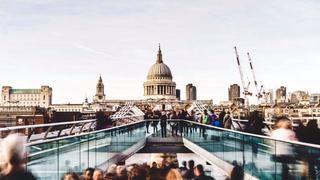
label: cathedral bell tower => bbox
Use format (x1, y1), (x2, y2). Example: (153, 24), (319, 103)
(94, 75), (105, 102)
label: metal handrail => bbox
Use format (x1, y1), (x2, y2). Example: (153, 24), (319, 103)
(27, 120), (145, 146)
(144, 119), (320, 149)
(0, 115), (144, 132)
(178, 119), (320, 149)
(0, 119), (96, 132)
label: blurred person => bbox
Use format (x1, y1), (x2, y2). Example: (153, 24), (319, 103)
(95, 111), (107, 130)
(150, 161), (158, 170)
(179, 110), (188, 134)
(115, 165), (127, 180)
(225, 165), (244, 180)
(169, 111), (179, 136)
(218, 110), (226, 127)
(63, 172), (80, 180)
(188, 110), (197, 133)
(151, 111), (159, 134)
(294, 121), (307, 142)
(105, 164), (117, 179)
(304, 120), (320, 145)
(201, 110), (210, 125)
(303, 120), (320, 179)
(223, 112), (233, 129)
(92, 169), (104, 180)
(271, 117), (297, 180)
(210, 110), (220, 127)
(166, 169), (183, 180)
(244, 111), (268, 136)
(144, 109), (152, 133)
(0, 133), (36, 180)
(160, 111), (168, 137)
(179, 161), (187, 171)
(193, 164), (215, 180)
(179, 161), (188, 178)
(127, 165), (147, 180)
(185, 160), (195, 179)
(80, 167), (94, 180)
(271, 117), (296, 141)
(199, 110), (210, 138)
(149, 162), (160, 180)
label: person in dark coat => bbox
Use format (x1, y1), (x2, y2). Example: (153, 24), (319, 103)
(144, 109), (152, 133)
(244, 111), (267, 136)
(160, 111), (168, 137)
(294, 121), (307, 142)
(193, 164), (215, 180)
(304, 120), (320, 145)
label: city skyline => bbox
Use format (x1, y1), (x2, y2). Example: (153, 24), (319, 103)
(1, 0), (320, 104)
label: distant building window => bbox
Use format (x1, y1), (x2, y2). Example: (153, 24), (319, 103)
(3, 96), (6, 101)
(43, 96), (45, 100)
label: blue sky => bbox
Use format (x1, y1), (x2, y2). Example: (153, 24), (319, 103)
(0, 0), (320, 104)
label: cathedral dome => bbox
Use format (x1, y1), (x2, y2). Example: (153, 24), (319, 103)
(147, 45), (172, 80)
(147, 63), (172, 79)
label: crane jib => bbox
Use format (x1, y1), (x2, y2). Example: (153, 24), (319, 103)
(237, 58), (240, 65)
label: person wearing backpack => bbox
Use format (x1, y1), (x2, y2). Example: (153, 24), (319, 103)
(200, 110), (210, 138)
(201, 110), (210, 125)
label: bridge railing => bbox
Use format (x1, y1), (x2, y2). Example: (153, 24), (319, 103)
(0, 119), (97, 142)
(26, 120), (146, 180)
(178, 119), (320, 179)
(0, 115), (144, 142)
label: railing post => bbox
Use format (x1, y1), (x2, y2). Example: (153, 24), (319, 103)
(44, 126), (53, 140)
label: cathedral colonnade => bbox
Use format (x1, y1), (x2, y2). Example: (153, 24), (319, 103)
(144, 85), (176, 96)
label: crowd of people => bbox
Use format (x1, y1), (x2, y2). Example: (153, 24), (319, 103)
(144, 109), (235, 137)
(144, 108), (320, 145)
(60, 159), (244, 180)
(61, 160), (217, 180)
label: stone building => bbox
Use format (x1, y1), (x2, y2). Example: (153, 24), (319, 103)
(275, 86), (287, 103)
(1, 86), (52, 108)
(228, 84), (240, 103)
(176, 89), (181, 101)
(186, 84), (197, 101)
(143, 45), (176, 100)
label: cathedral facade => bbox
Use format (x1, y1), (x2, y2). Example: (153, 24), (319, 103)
(143, 45), (177, 100)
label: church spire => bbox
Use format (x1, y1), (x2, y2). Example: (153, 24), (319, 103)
(94, 75), (105, 102)
(156, 43), (163, 64)
(99, 74), (102, 82)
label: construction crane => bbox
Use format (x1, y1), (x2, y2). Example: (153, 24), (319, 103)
(234, 46), (252, 97)
(247, 52), (263, 100)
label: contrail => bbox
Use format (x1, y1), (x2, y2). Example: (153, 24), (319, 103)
(49, 30), (112, 58)
(72, 42), (112, 58)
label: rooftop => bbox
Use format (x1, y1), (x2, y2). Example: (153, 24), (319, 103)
(10, 89), (41, 94)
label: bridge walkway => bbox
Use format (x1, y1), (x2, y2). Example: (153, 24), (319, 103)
(20, 119), (320, 180)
